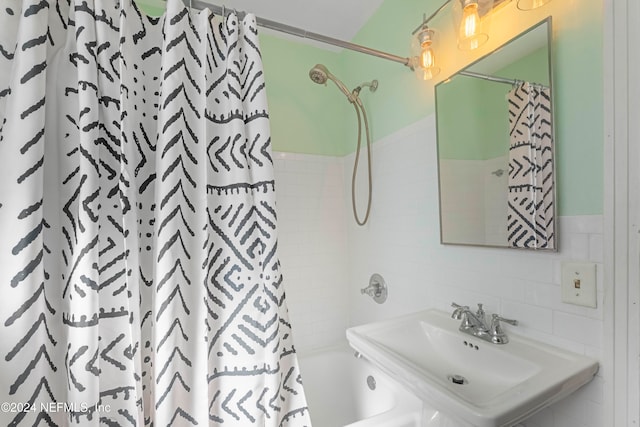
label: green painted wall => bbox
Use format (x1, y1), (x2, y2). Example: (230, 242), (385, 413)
(135, 0), (163, 16)
(135, 0), (603, 215)
(260, 37), (349, 156)
(339, 0), (432, 146)
(437, 46), (549, 160)
(437, 76), (488, 160)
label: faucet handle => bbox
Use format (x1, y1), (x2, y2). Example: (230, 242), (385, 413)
(361, 283), (381, 297)
(452, 302), (473, 310)
(360, 274), (388, 304)
(489, 314), (518, 335)
(491, 314), (518, 326)
(488, 314), (518, 344)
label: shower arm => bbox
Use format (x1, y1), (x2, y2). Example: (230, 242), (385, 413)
(183, 0), (412, 68)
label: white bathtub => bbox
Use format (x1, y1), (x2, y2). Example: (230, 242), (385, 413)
(298, 344), (422, 427)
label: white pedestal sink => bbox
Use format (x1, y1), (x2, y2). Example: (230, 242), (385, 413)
(346, 309), (599, 427)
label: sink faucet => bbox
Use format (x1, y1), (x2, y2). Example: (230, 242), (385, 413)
(451, 303), (488, 335)
(451, 302), (517, 344)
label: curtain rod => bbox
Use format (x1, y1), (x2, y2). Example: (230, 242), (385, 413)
(458, 70), (520, 85)
(185, 0), (411, 67)
(459, 71), (549, 89)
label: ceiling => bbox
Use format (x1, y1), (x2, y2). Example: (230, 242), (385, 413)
(184, 0), (386, 48)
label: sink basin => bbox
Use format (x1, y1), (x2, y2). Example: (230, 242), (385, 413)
(346, 309), (599, 427)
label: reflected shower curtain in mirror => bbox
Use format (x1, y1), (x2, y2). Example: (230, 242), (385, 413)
(0, 0), (310, 425)
(507, 82), (554, 249)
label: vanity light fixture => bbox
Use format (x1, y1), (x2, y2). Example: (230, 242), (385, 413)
(516, 0), (552, 10)
(410, 0), (496, 75)
(409, 0), (537, 81)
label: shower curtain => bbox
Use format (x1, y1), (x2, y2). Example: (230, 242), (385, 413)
(506, 81), (554, 249)
(0, 1), (310, 426)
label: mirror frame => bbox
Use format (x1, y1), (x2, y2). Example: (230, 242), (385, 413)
(434, 17), (556, 251)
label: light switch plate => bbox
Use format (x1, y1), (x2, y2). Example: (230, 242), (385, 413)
(561, 262), (597, 308)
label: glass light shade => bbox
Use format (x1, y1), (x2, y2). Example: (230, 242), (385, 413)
(517, 0), (552, 10)
(453, 0), (492, 51)
(411, 28), (440, 81)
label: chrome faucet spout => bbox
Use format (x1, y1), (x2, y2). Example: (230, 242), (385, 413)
(451, 302), (468, 320)
(460, 310), (487, 332)
(451, 302), (485, 330)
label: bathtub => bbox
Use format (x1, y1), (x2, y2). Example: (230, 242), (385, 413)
(298, 344), (422, 427)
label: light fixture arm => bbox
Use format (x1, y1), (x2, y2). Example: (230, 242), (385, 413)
(411, 0), (453, 35)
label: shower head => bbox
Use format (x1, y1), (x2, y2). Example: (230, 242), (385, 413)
(309, 64), (329, 85)
(309, 64), (354, 103)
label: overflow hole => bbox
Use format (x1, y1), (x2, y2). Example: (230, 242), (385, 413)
(366, 375), (376, 390)
(447, 374), (468, 385)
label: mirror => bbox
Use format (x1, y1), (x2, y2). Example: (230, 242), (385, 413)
(435, 18), (555, 250)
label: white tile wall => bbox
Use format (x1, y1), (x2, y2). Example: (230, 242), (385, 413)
(439, 155), (510, 246)
(273, 152), (349, 354)
(274, 115), (605, 427)
(439, 158), (487, 244)
(484, 155), (509, 245)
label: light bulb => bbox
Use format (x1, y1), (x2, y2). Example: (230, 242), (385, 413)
(460, 2), (480, 40)
(421, 42), (435, 69)
(420, 45), (438, 80)
(457, 0), (488, 50)
(413, 28), (440, 81)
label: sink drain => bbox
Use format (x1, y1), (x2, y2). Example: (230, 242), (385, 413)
(447, 374), (468, 385)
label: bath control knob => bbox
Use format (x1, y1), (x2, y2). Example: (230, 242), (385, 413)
(360, 273), (387, 304)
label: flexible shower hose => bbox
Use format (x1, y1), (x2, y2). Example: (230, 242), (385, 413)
(351, 96), (372, 226)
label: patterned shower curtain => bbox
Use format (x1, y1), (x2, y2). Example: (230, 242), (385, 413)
(507, 81), (555, 249)
(0, 1), (310, 426)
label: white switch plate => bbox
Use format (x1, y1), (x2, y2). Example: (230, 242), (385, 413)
(561, 262), (597, 308)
